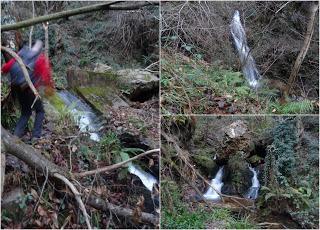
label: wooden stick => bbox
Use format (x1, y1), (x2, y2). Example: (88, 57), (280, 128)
(75, 149), (160, 177)
(53, 173), (92, 229)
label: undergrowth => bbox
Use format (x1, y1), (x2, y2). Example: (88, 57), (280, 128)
(161, 50), (316, 114)
(161, 179), (256, 229)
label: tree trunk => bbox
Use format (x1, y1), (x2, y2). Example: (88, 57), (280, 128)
(1, 2), (157, 31)
(43, 22), (49, 58)
(29, 1), (35, 48)
(1, 126), (65, 175)
(285, 2), (319, 95)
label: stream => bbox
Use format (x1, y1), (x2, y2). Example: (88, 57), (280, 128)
(57, 90), (158, 192)
(230, 10), (261, 88)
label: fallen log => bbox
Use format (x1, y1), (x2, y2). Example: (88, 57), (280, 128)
(1, 127), (91, 228)
(1, 2), (158, 32)
(87, 196), (159, 225)
(1, 126), (65, 175)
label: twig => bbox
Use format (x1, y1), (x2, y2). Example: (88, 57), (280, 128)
(53, 173), (92, 229)
(144, 61), (159, 71)
(34, 167), (49, 212)
(1, 46), (40, 108)
(75, 148), (160, 178)
(275, 1), (291, 14)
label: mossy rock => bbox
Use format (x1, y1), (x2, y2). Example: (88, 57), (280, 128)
(75, 86), (128, 113)
(192, 149), (217, 176)
(222, 152), (252, 196)
(247, 154), (264, 166)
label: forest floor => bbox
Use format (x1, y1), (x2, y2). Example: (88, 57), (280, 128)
(1, 93), (159, 229)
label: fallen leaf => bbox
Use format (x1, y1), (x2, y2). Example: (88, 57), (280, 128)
(37, 205), (47, 217)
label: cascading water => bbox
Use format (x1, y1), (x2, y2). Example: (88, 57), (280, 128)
(245, 166), (260, 200)
(57, 90), (158, 191)
(203, 166), (224, 200)
(128, 163), (158, 192)
(230, 10), (261, 88)
(57, 90), (103, 142)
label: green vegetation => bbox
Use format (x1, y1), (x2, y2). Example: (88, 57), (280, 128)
(259, 118), (319, 228)
(161, 180), (256, 229)
(161, 51), (316, 114)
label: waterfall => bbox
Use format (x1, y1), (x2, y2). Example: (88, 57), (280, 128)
(230, 10), (261, 88)
(245, 166), (260, 200)
(128, 163), (158, 192)
(57, 90), (157, 191)
(203, 166), (224, 200)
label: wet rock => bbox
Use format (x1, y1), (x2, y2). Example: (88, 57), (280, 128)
(76, 86), (129, 113)
(222, 152), (253, 196)
(116, 69), (159, 102)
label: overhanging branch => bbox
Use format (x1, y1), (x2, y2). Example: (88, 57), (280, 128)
(1, 1), (158, 32)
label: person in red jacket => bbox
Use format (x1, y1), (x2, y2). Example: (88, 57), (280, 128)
(2, 40), (54, 141)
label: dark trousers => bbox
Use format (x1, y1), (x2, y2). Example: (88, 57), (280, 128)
(12, 86), (45, 138)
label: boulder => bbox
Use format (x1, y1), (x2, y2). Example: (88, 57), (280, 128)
(222, 152), (253, 196)
(215, 120), (253, 161)
(116, 69), (159, 101)
(191, 148), (217, 177)
(93, 63), (112, 73)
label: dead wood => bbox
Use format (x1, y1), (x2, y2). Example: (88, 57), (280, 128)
(86, 196), (159, 225)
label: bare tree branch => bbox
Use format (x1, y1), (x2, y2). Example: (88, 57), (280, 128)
(75, 149), (160, 178)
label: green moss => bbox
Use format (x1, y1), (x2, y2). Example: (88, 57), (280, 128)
(192, 150), (216, 176)
(248, 154), (263, 165)
(86, 70), (119, 81)
(47, 94), (66, 113)
(143, 74), (152, 81)
(76, 86), (116, 112)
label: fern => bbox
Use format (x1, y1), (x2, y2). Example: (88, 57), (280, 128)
(269, 100), (314, 114)
(281, 100), (314, 114)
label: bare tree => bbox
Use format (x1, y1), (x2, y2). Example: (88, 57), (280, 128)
(285, 2), (319, 95)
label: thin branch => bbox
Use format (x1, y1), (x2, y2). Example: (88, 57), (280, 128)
(33, 167), (49, 212)
(75, 149), (160, 178)
(53, 173), (92, 229)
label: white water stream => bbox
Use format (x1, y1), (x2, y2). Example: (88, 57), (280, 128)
(57, 90), (157, 192)
(203, 166), (224, 200)
(230, 10), (261, 88)
(245, 166), (260, 200)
